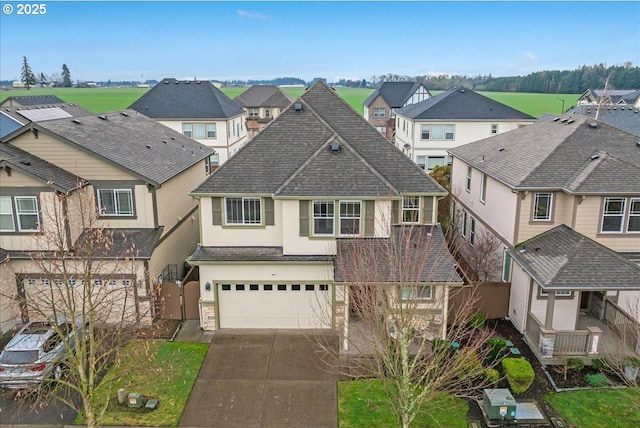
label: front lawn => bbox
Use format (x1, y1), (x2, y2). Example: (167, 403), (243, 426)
(338, 379), (468, 428)
(544, 388), (640, 428)
(75, 340), (208, 426)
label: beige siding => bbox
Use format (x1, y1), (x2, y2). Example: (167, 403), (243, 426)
(574, 196), (640, 253)
(0, 168), (45, 187)
(148, 212), (201, 283)
(551, 297), (579, 330)
(509, 262), (530, 333)
(0, 191), (59, 252)
(0, 262), (20, 333)
(90, 184), (155, 229)
(156, 162), (204, 234)
(11, 132), (137, 180)
(517, 192), (575, 243)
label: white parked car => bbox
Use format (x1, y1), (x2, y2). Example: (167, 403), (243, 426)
(0, 316), (86, 389)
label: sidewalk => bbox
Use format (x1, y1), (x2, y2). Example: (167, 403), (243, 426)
(172, 319), (215, 343)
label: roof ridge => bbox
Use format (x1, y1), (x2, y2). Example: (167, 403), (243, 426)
(564, 150), (608, 191)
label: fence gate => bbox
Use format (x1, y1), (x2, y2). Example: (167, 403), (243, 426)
(157, 282), (182, 320)
(183, 281), (201, 320)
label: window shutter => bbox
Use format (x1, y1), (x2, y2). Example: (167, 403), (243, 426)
(265, 197), (275, 225)
(422, 196), (434, 225)
(364, 200), (375, 236)
(299, 200), (309, 236)
(212, 197), (222, 225)
(392, 200), (399, 224)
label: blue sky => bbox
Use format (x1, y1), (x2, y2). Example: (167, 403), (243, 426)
(0, 1), (638, 82)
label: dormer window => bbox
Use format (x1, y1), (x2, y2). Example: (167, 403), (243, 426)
(97, 189), (134, 216)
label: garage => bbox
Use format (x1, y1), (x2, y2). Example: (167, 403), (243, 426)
(217, 283), (332, 329)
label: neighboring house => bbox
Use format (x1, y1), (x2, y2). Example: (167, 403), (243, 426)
(561, 105), (640, 136)
(0, 112), (23, 139)
(0, 99), (92, 138)
(234, 85), (293, 139)
(448, 114), (640, 364)
(0, 95), (67, 108)
(363, 82), (431, 141)
(577, 88), (640, 108)
(129, 78), (247, 165)
(0, 110), (214, 333)
(188, 81), (462, 349)
(395, 87), (536, 171)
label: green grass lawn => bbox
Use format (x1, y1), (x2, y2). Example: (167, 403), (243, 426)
(338, 379), (468, 428)
(75, 340), (208, 427)
(544, 388), (640, 428)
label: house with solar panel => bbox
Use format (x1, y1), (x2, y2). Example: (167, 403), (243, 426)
(188, 81), (463, 347)
(234, 85), (293, 139)
(0, 110), (214, 332)
(394, 87), (536, 171)
(129, 78), (247, 166)
(363, 81), (431, 141)
(448, 114), (640, 364)
(577, 88), (640, 108)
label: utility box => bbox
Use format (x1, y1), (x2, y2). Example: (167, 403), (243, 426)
(128, 392), (143, 408)
(482, 388), (516, 420)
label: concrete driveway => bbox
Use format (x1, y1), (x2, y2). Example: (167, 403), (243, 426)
(179, 329), (339, 428)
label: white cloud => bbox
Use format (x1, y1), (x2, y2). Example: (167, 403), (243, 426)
(524, 51), (538, 62)
(237, 10), (271, 20)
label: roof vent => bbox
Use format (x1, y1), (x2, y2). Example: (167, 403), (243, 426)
(498, 148), (505, 152)
(589, 122), (598, 128)
(567, 119), (574, 124)
(145, 144), (152, 149)
(560, 118), (568, 123)
(553, 117), (560, 121)
(330, 143), (341, 152)
(98, 115), (107, 120)
(590, 154), (600, 160)
(165, 80), (170, 84)
(20, 160), (31, 166)
(72, 119), (81, 124)
(121, 111), (129, 116)
(162, 140), (168, 144)
(293, 103), (303, 112)
(460, 89), (465, 93)
(171, 136), (176, 140)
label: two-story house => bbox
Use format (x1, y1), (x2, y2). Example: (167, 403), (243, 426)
(234, 85), (293, 139)
(129, 78), (247, 166)
(363, 82), (431, 141)
(0, 97), (91, 138)
(577, 88), (640, 108)
(188, 81), (462, 348)
(395, 87), (536, 171)
(448, 115), (640, 364)
(0, 110), (214, 332)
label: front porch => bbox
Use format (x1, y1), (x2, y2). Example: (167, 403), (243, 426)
(524, 298), (640, 365)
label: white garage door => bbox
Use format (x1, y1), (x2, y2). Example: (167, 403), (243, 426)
(217, 283), (332, 329)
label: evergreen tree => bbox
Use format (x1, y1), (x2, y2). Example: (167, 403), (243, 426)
(62, 64), (72, 87)
(21, 56), (36, 89)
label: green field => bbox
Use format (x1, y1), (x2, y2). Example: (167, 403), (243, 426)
(0, 86), (579, 118)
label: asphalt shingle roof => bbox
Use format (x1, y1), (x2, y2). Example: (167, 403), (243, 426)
(363, 82), (425, 108)
(129, 78), (245, 119)
(449, 115), (640, 193)
(234, 85), (293, 108)
(31, 110), (214, 185)
(0, 95), (65, 107)
(508, 225), (640, 290)
(75, 227), (163, 259)
(335, 225), (462, 284)
(193, 81), (445, 197)
(398, 87), (535, 120)
(564, 105), (640, 136)
(0, 144), (84, 193)
(189, 245), (329, 263)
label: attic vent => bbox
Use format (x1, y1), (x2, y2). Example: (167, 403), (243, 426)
(20, 160), (31, 166)
(567, 119), (574, 124)
(145, 144), (152, 149)
(330, 143), (341, 152)
(460, 89), (465, 93)
(293, 103), (303, 111)
(162, 140), (168, 144)
(72, 119), (82, 124)
(589, 122), (598, 128)
(165, 80), (170, 84)
(185, 81), (190, 84)
(121, 112), (129, 116)
(498, 148), (505, 152)
(98, 115), (107, 120)
(196, 81), (201, 84)
(560, 118), (568, 123)
(590, 154), (600, 160)
(171, 136), (176, 140)
(553, 117), (560, 121)
(636, 142), (640, 148)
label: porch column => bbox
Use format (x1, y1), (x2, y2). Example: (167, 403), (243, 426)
(538, 327), (556, 359)
(586, 326), (602, 357)
(544, 291), (556, 329)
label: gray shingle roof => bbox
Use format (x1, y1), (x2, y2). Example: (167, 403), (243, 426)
(449, 115), (640, 194)
(75, 227), (163, 259)
(0, 95), (65, 107)
(189, 245), (329, 263)
(363, 82), (425, 108)
(30, 110), (214, 185)
(193, 81), (445, 197)
(508, 225), (640, 290)
(234, 85), (293, 109)
(398, 87), (535, 120)
(1, 103), (91, 129)
(129, 78), (245, 119)
(0, 144), (84, 193)
(335, 225), (462, 284)
(564, 105), (640, 136)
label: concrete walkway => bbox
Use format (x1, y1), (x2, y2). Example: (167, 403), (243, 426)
(173, 319), (215, 343)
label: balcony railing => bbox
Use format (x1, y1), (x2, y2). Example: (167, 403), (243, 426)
(604, 298), (640, 354)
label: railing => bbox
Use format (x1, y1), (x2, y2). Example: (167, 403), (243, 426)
(526, 313), (601, 362)
(604, 298), (640, 350)
(554, 331), (590, 355)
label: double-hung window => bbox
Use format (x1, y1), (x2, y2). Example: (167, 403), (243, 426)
(373, 108), (386, 119)
(313, 201), (334, 235)
(248, 108), (259, 118)
(402, 196), (420, 223)
(401, 285), (432, 300)
(461, 210), (468, 238)
(1, 196), (40, 232)
(0, 196), (15, 231)
(339, 201), (361, 236)
(628, 198), (640, 232)
(420, 125), (454, 140)
(465, 166), (472, 192)
(601, 197), (626, 233)
(182, 123), (216, 139)
(97, 189), (133, 216)
(533, 193), (553, 221)
(226, 197), (261, 224)
(470, 218), (476, 246)
(480, 173), (487, 203)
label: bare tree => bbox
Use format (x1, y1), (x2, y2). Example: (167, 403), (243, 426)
(7, 186), (148, 428)
(325, 223), (496, 428)
(464, 228), (503, 282)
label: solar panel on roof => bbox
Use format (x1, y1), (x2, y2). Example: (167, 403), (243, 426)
(17, 107), (73, 122)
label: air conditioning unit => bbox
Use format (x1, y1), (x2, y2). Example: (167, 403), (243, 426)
(482, 388), (516, 421)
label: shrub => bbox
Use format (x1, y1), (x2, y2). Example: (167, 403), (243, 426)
(625, 357), (640, 367)
(502, 358), (534, 394)
(562, 357), (585, 380)
(585, 372), (609, 387)
(591, 358), (606, 371)
(485, 338), (509, 365)
(469, 312), (486, 328)
(485, 368), (500, 383)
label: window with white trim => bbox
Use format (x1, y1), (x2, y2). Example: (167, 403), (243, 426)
(97, 189), (134, 216)
(420, 124), (454, 140)
(470, 218), (476, 246)
(205, 154), (219, 174)
(248, 108), (258, 118)
(339, 201), (361, 236)
(226, 197), (261, 225)
(182, 123), (216, 139)
(627, 198), (640, 232)
(402, 196), (420, 223)
(480, 173), (487, 203)
(373, 108), (386, 119)
(416, 156), (427, 170)
(0, 196), (16, 231)
(313, 200), (334, 235)
(375, 126), (387, 134)
(14, 196), (40, 231)
(533, 193), (553, 221)
(539, 288), (572, 297)
(601, 197), (626, 232)
(465, 166), (472, 192)
(401, 285), (433, 300)
(491, 124), (499, 134)
(461, 210), (468, 238)
(502, 250), (512, 282)
(264, 108), (271, 118)
(427, 156), (446, 171)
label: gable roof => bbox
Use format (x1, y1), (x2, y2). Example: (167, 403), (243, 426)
(129, 78), (245, 119)
(0, 144), (84, 193)
(363, 82), (427, 108)
(74, 227), (163, 259)
(192, 80), (445, 197)
(0, 95), (65, 107)
(398, 87), (535, 120)
(10, 110), (214, 186)
(2, 102), (91, 126)
(563, 104), (640, 136)
(234, 85), (293, 109)
(508, 225), (640, 290)
(449, 114), (640, 194)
